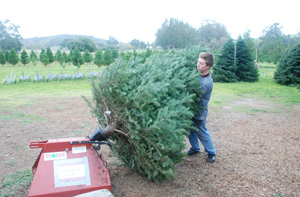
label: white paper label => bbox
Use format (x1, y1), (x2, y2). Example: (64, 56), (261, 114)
(72, 146), (87, 154)
(58, 161), (85, 180)
(54, 156), (91, 187)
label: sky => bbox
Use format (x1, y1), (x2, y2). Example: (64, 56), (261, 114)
(1, 0), (299, 43)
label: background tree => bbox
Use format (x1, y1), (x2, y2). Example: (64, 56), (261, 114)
(5, 50), (10, 61)
(59, 54), (65, 68)
(243, 30), (256, 60)
(236, 38), (259, 82)
(8, 48), (19, 66)
(212, 38), (236, 82)
(20, 49), (30, 65)
(258, 23), (285, 64)
(130, 39), (140, 49)
(155, 18), (198, 49)
(283, 32), (300, 52)
(207, 37), (228, 51)
(39, 49), (49, 66)
(72, 47), (84, 68)
(0, 50), (6, 65)
(55, 49), (62, 62)
(130, 39), (147, 49)
(46, 47), (55, 65)
(94, 50), (103, 67)
(83, 49), (93, 64)
(67, 50), (73, 65)
(62, 51), (69, 64)
(103, 48), (113, 65)
(107, 36), (119, 47)
(111, 47), (119, 59)
(61, 37), (97, 52)
(30, 50), (38, 66)
(30, 50), (37, 62)
(274, 43), (300, 86)
(197, 20), (230, 50)
(0, 20), (23, 52)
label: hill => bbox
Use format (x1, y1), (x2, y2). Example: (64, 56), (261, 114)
(21, 34), (107, 50)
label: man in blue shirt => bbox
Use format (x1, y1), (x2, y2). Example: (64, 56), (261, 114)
(187, 52), (216, 163)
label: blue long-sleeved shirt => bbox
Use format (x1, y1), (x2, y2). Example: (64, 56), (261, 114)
(195, 73), (213, 120)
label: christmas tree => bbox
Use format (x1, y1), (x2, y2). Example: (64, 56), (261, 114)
(0, 50), (6, 65)
(20, 49), (30, 65)
(72, 47), (84, 68)
(85, 47), (204, 181)
(274, 43), (300, 85)
(236, 38), (259, 82)
(212, 38), (237, 82)
(8, 48), (19, 66)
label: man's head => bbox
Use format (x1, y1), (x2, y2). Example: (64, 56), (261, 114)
(197, 52), (214, 74)
(199, 52), (214, 67)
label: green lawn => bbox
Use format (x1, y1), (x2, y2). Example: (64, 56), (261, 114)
(1, 62), (299, 107)
(211, 63), (300, 108)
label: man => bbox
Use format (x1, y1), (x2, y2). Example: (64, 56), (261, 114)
(187, 52), (216, 163)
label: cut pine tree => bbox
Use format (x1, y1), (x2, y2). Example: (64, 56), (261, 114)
(84, 47), (205, 181)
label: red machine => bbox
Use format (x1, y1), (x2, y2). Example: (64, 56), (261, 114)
(28, 126), (112, 197)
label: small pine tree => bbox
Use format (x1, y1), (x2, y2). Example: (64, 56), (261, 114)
(8, 48), (19, 66)
(103, 48), (113, 65)
(274, 43), (300, 85)
(94, 50), (103, 67)
(20, 50), (30, 65)
(40, 49), (49, 66)
(59, 55), (65, 68)
(39, 49), (46, 62)
(83, 49), (93, 64)
(55, 50), (62, 62)
(0, 51), (6, 65)
(30, 50), (38, 66)
(72, 47), (84, 68)
(236, 38), (259, 82)
(212, 38), (237, 82)
(5, 50), (10, 62)
(30, 50), (37, 62)
(62, 52), (68, 63)
(111, 48), (119, 59)
(46, 47), (55, 65)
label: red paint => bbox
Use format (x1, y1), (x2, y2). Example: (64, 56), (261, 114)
(28, 137), (111, 197)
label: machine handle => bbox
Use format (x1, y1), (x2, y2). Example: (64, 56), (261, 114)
(29, 140), (48, 149)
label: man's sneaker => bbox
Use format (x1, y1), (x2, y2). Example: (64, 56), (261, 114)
(187, 148), (200, 156)
(206, 154), (216, 163)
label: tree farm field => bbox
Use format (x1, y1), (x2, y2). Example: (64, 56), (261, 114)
(0, 63), (300, 196)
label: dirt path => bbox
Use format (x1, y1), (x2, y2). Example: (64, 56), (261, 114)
(1, 96), (299, 196)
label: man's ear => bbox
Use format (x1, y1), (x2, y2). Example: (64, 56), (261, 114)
(207, 65), (211, 69)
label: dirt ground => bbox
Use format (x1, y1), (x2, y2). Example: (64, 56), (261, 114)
(0, 96), (299, 196)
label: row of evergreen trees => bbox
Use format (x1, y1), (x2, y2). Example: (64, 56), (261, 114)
(0, 47), (154, 68)
(212, 38), (259, 82)
(0, 47), (117, 68)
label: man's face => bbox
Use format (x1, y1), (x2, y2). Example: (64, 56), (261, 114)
(197, 57), (210, 73)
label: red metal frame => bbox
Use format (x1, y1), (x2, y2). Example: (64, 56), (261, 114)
(28, 137), (111, 197)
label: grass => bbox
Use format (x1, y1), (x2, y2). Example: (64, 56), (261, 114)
(0, 63), (104, 109)
(211, 63), (300, 109)
(0, 168), (33, 197)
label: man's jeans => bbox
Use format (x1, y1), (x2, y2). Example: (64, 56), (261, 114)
(189, 118), (216, 155)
